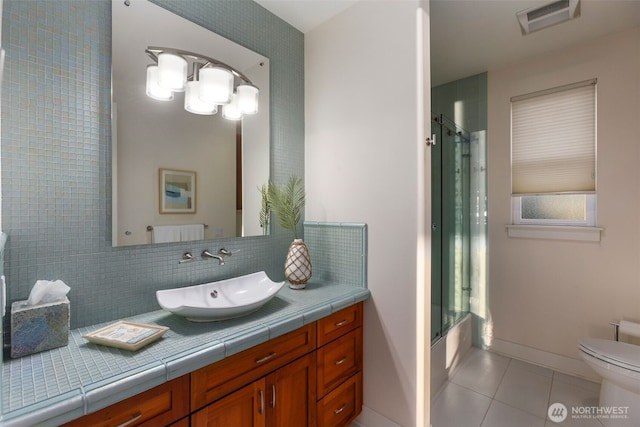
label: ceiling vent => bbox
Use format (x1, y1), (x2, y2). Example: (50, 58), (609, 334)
(517, 0), (580, 35)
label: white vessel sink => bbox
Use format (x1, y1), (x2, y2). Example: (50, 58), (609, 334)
(156, 271), (285, 322)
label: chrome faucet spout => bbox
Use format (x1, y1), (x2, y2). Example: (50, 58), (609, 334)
(202, 250), (225, 265)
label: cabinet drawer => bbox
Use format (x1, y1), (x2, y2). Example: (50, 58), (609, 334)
(191, 323), (316, 411)
(317, 302), (363, 347)
(62, 376), (189, 427)
(317, 372), (362, 427)
(317, 327), (362, 398)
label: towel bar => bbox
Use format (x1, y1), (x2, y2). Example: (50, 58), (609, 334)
(147, 224), (208, 231)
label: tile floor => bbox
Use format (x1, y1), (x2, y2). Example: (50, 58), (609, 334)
(431, 348), (605, 427)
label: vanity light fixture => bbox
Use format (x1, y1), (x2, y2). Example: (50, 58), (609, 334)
(199, 66), (234, 105)
(157, 52), (187, 91)
(145, 47), (259, 120)
(236, 84), (259, 114)
(222, 94), (243, 120)
(145, 65), (173, 100)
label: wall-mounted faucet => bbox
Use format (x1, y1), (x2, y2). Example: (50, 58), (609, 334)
(202, 250), (225, 265)
(179, 252), (197, 264)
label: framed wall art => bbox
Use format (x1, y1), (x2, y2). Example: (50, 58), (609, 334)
(159, 168), (196, 213)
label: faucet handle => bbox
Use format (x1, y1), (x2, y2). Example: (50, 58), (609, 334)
(179, 252), (197, 264)
(219, 248), (240, 257)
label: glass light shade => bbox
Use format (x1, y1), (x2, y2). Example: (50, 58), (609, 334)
(157, 53), (187, 91)
(222, 94), (243, 120)
(236, 84), (259, 114)
(199, 66), (234, 105)
(184, 81), (217, 115)
(145, 65), (173, 101)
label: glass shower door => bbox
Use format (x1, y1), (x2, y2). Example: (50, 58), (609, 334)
(431, 115), (471, 343)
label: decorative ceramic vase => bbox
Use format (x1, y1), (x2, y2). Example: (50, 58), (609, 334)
(285, 239), (312, 289)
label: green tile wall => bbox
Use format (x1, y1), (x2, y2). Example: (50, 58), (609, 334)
(432, 72), (488, 132)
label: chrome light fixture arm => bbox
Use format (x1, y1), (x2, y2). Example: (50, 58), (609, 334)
(145, 46), (255, 86)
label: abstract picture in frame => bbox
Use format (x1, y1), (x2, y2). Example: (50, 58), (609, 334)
(159, 168), (196, 214)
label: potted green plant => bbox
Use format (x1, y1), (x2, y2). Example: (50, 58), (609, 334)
(269, 176), (311, 289)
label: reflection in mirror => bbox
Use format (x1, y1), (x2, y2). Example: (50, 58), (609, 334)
(112, 0), (270, 247)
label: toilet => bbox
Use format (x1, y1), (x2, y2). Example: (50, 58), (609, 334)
(579, 338), (640, 426)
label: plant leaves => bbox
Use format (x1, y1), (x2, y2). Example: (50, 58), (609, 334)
(269, 176), (305, 239)
(258, 183), (271, 231)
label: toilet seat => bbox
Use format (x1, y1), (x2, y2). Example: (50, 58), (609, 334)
(579, 338), (640, 374)
(580, 338), (640, 425)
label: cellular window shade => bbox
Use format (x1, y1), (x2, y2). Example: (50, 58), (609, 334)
(511, 80), (596, 195)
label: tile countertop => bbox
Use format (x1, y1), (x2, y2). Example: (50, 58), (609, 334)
(0, 281), (370, 427)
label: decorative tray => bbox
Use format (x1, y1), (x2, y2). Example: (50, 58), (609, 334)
(83, 321), (169, 351)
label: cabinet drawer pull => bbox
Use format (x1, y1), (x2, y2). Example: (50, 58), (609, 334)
(334, 319), (349, 327)
(271, 384), (276, 408)
(258, 389), (264, 415)
(335, 356), (348, 366)
(334, 403), (348, 415)
(116, 412), (142, 427)
(254, 352), (276, 364)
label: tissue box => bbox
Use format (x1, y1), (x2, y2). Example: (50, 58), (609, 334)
(10, 297), (70, 358)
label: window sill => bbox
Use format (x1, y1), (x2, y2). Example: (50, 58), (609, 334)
(505, 225), (603, 242)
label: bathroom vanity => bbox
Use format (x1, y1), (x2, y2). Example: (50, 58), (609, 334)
(63, 304), (362, 427)
(0, 282), (368, 427)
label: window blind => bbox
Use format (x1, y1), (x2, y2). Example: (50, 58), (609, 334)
(511, 79), (596, 195)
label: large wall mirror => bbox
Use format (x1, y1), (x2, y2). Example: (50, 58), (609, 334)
(112, 0), (270, 247)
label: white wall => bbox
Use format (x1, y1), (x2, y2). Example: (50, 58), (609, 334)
(488, 28), (640, 372)
(305, 1), (430, 425)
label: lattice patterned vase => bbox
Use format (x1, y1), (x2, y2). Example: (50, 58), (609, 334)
(285, 239), (312, 289)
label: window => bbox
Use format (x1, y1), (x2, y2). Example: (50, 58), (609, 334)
(511, 79), (597, 227)
(512, 193), (596, 226)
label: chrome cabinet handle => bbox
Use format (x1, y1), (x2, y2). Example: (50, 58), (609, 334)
(271, 384), (276, 409)
(258, 389), (264, 415)
(335, 356), (348, 366)
(334, 403), (347, 415)
(116, 412), (142, 427)
(255, 352), (276, 364)
(334, 319), (348, 327)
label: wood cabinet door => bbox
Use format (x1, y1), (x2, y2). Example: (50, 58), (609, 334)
(192, 379), (266, 427)
(266, 352), (317, 427)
